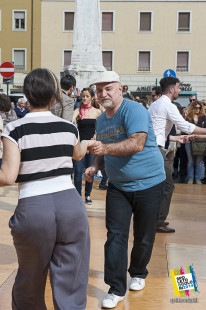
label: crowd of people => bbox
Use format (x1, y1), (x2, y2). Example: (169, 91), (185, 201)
(0, 69), (206, 309)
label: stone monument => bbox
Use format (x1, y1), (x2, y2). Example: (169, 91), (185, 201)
(67, 0), (106, 90)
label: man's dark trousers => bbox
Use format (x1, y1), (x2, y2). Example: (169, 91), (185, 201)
(157, 147), (175, 227)
(105, 181), (165, 296)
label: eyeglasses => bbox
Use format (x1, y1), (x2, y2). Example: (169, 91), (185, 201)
(151, 94), (157, 98)
(190, 99), (196, 102)
(195, 107), (201, 110)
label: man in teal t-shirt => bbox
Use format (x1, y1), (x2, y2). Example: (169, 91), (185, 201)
(85, 71), (165, 309)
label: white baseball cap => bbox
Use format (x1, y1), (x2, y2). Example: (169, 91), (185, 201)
(92, 71), (120, 85)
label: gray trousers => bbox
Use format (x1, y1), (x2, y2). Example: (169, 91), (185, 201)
(157, 147), (175, 226)
(9, 188), (90, 310)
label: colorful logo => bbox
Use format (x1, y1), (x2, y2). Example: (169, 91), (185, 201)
(170, 264), (200, 297)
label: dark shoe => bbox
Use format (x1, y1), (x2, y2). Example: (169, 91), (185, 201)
(164, 221), (169, 226)
(85, 196), (92, 205)
(179, 177), (185, 183)
(156, 226), (175, 233)
(172, 172), (178, 179)
(99, 184), (108, 190)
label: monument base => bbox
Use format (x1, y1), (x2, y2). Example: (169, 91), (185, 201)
(66, 64), (106, 90)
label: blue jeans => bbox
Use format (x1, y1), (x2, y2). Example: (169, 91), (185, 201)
(73, 152), (94, 197)
(100, 169), (108, 186)
(105, 181), (165, 296)
(185, 141), (204, 180)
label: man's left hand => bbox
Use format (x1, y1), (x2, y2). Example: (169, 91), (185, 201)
(89, 141), (106, 156)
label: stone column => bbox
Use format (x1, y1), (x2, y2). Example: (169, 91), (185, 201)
(67, 0), (106, 90)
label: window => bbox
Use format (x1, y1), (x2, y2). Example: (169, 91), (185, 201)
(102, 12), (114, 31)
(137, 51), (151, 71)
(63, 50), (72, 69)
(13, 10), (26, 31)
(64, 11), (74, 31)
(139, 12), (152, 32)
(13, 49), (26, 70)
(177, 12), (191, 32)
(176, 51), (189, 72)
(102, 51), (113, 71)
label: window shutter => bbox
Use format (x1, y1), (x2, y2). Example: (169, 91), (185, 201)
(102, 13), (113, 31)
(64, 51), (72, 67)
(177, 52), (188, 71)
(14, 50), (25, 70)
(14, 11), (25, 19)
(178, 13), (190, 31)
(139, 52), (150, 71)
(65, 12), (74, 31)
(140, 13), (151, 31)
(102, 51), (112, 71)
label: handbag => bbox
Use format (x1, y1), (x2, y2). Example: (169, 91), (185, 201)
(191, 138), (206, 156)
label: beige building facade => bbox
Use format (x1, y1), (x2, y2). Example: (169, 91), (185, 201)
(1, 0), (206, 102)
(41, 0), (206, 102)
(0, 0), (41, 93)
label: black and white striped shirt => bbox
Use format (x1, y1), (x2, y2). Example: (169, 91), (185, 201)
(2, 111), (79, 198)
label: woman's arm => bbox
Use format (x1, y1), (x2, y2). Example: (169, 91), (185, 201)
(0, 138), (20, 186)
(189, 134), (206, 139)
(73, 139), (96, 161)
(72, 109), (80, 123)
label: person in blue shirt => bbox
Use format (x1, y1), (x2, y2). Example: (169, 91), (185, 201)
(14, 98), (29, 118)
(85, 71), (166, 309)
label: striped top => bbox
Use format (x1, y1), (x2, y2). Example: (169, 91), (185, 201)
(2, 111), (79, 198)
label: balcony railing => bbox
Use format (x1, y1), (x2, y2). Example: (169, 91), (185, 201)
(176, 66), (188, 72)
(14, 65), (25, 70)
(138, 66), (150, 71)
(178, 27), (190, 32)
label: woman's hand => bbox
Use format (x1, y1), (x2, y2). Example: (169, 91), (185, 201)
(89, 141), (106, 156)
(174, 135), (189, 144)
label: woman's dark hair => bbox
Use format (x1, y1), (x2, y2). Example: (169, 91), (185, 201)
(0, 94), (12, 112)
(78, 88), (95, 118)
(81, 87), (94, 98)
(23, 68), (62, 108)
(138, 99), (147, 108)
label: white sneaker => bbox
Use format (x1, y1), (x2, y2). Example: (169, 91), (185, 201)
(97, 170), (103, 178)
(129, 277), (145, 291)
(85, 196), (92, 205)
(102, 293), (124, 309)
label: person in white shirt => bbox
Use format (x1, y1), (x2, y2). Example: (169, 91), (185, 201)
(149, 76), (206, 233)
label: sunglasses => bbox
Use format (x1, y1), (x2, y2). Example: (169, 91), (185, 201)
(195, 107), (201, 110)
(190, 99), (196, 102)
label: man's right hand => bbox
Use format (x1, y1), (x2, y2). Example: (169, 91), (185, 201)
(85, 166), (97, 182)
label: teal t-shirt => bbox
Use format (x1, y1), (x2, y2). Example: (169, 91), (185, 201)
(96, 99), (165, 191)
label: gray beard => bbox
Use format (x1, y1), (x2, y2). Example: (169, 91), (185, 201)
(101, 100), (113, 108)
